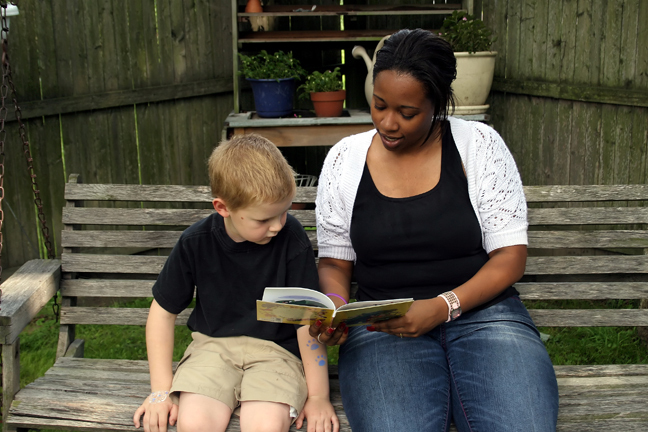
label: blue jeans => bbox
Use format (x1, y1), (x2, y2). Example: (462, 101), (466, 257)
(338, 296), (558, 432)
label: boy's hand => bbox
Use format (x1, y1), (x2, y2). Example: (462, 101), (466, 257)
(133, 394), (178, 432)
(295, 395), (339, 432)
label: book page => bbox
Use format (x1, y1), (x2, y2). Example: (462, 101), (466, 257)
(261, 287), (335, 309)
(257, 301), (334, 325)
(331, 299), (414, 327)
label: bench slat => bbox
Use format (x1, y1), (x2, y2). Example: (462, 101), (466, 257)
(60, 307), (190, 326)
(516, 282), (648, 299)
(62, 254), (167, 274)
(524, 184), (648, 202)
(60, 279), (648, 300)
(62, 208), (317, 227)
(528, 230), (648, 249)
(61, 206), (648, 228)
(59, 306), (648, 327)
(64, 183), (318, 203)
(61, 229), (648, 250)
(65, 183), (648, 204)
(62, 280), (155, 297)
(61, 253), (648, 275)
(61, 230), (318, 249)
(528, 207), (648, 225)
(528, 309), (648, 327)
(525, 255), (648, 275)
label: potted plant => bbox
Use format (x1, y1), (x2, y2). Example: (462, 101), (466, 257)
(238, 50), (306, 117)
(440, 11), (497, 111)
(298, 67), (346, 117)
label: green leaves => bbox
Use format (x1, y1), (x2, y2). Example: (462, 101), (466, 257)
(297, 67), (343, 100)
(440, 11), (495, 54)
(238, 50), (306, 80)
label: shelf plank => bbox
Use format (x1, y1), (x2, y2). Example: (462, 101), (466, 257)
(238, 30), (435, 43)
(240, 4), (462, 17)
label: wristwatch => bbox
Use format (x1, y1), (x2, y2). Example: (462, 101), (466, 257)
(438, 291), (462, 322)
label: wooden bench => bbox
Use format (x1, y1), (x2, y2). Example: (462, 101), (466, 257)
(2, 176), (648, 432)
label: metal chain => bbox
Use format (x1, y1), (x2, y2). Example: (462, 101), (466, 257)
(0, 0), (58, 319)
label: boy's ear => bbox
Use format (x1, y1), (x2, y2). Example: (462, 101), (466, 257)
(212, 198), (230, 218)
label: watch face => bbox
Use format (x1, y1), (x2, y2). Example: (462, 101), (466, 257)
(450, 308), (462, 319)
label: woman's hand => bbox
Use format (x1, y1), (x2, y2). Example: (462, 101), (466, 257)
(367, 297), (447, 338)
(308, 320), (349, 346)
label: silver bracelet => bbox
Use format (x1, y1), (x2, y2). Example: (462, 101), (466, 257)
(148, 390), (170, 404)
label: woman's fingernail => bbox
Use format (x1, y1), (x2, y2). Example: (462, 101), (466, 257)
(339, 322), (347, 330)
(344, 327), (349, 334)
(316, 319), (322, 327)
(327, 327), (334, 335)
(367, 326), (376, 332)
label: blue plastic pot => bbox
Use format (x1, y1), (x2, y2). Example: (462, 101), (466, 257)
(247, 78), (295, 118)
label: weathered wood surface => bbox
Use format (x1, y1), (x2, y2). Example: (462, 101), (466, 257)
(516, 282), (648, 300)
(0, 260), (61, 344)
(60, 307), (191, 326)
(57, 306), (648, 328)
(527, 207), (648, 225)
(523, 184), (648, 202)
(58, 279), (648, 301)
(62, 208), (316, 227)
(63, 183), (648, 205)
(64, 183), (318, 203)
(7, 358), (648, 432)
(59, 253), (648, 276)
(61, 230), (318, 250)
(525, 256), (648, 275)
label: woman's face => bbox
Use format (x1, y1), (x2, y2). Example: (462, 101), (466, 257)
(371, 70), (435, 152)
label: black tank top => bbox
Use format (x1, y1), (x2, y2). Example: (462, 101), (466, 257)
(350, 124), (518, 307)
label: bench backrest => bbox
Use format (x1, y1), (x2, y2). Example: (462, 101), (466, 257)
(59, 176), (648, 355)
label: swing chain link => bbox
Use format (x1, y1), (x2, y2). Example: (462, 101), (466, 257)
(0, 0), (59, 324)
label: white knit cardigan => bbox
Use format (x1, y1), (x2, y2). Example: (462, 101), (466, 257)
(315, 116), (528, 262)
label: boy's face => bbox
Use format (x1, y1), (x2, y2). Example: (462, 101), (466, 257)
(213, 196), (293, 244)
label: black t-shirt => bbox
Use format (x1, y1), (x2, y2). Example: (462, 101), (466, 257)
(153, 213), (319, 358)
(351, 124), (517, 307)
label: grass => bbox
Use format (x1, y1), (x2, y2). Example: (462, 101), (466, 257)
(15, 297), (647, 389)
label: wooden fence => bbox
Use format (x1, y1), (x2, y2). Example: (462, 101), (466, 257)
(1, 0), (234, 269)
(1, 0), (647, 270)
(481, 0), (648, 186)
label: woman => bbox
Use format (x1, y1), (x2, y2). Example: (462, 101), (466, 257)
(312, 29), (559, 431)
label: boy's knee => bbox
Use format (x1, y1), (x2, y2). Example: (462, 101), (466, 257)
(240, 417), (291, 432)
(177, 410), (229, 432)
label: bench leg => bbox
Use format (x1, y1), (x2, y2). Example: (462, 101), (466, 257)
(639, 298), (648, 346)
(2, 339), (20, 432)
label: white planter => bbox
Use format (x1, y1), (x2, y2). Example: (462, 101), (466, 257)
(453, 51), (496, 113)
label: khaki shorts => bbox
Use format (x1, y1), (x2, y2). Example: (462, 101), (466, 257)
(170, 333), (307, 416)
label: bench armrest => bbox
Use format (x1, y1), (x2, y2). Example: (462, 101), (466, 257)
(0, 259), (61, 344)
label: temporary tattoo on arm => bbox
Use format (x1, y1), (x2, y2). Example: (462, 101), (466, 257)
(306, 338), (320, 350)
(316, 354), (327, 366)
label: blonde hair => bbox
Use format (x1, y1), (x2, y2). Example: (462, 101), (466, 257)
(208, 134), (296, 211)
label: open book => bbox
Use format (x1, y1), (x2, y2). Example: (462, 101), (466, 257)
(257, 287), (414, 327)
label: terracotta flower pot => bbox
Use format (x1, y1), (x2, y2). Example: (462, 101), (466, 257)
(310, 90), (346, 117)
(245, 0), (263, 13)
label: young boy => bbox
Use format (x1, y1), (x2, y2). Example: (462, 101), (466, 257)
(133, 134), (338, 432)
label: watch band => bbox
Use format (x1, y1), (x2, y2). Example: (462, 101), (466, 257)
(438, 291), (462, 322)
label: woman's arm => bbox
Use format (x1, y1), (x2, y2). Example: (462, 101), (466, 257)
(308, 257), (354, 345)
(370, 244), (527, 337)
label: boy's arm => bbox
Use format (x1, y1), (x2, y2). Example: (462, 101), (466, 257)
(133, 300), (179, 432)
(295, 326), (339, 432)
